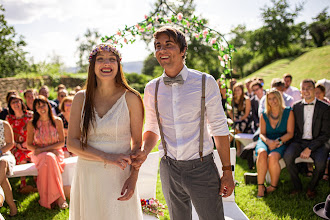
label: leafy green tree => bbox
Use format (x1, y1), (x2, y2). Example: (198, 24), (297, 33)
(309, 8), (330, 47)
(76, 28), (101, 72)
(257, 0), (303, 58)
(141, 53), (160, 76)
(0, 5), (29, 77)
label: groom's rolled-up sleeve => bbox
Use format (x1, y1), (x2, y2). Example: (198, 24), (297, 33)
(143, 81), (160, 138)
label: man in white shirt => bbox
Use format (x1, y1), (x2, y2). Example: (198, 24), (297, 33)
(132, 27), (234, 220)
(283, 73), (301, 103)
(283, 79), (330, 199)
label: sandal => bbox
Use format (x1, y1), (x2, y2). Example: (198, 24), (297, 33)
(266, 185), (277, 193)
(58, 201), (69, 210)
(257, 184), (267, 198)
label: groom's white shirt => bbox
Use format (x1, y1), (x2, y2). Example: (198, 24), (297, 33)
(143, 65), (229, 160)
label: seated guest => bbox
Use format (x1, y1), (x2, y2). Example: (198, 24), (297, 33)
(245, 78), (253, 98)
(56, 84), (66, 92)
(258, 78), (294, 116)
(0, 91), (18, 121)
(315, 83), (330, 104)
(0, 120), (17, 216)
(58, 96), (73, 158)
(283, 73), (301, 103)
(250, 81), (265, 133)
(74, 86), (82, 93)
(53, 89), (68, 115)
(6, 95), (33, 191)
(39, 85), (58, 115)
(217, 79), (227, 111)
(255, 89), (294, 197)
(26, 95), (68, 209)
(283, 79), (330, 199)
(228, 82), (252, 155)
(24, 89), (37, 111)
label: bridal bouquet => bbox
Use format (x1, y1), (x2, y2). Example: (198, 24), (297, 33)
(141, 198), (166, 217)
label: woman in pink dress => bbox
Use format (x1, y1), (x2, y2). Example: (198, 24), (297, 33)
(6, 95), (33, 190)
(26, 95), (68, 209)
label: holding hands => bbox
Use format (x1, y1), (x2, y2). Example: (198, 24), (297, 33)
(130, 148), (148, 170)
(103, 153), (132, 170)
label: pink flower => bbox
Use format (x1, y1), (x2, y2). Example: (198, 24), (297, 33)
(147, 23), (152, 30)
(187, 21), (190, 28)
(203, 29), (208, 38)
(211, 38), (217, 45)
(140, 28), (145, 32)
(223, 54), (229, 61)
(167, 18), (172, 23)
(221, 61), (226, 67)
(135, 24), (140, 29)
(124, 38), (127, 44)
(144, 15), (148, 19)
(114, 40), (118, 44)
(156, 16), (159, 22)
(106, 39), (113, 43)
(117, 31), (121, 36)
(218, 55), (223, 61)
(195, 33), (199, 39)
(177, 13), (183, 21)
(220, 46), (224, 51)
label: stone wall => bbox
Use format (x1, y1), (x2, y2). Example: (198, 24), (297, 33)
(0, 76), (85, 107)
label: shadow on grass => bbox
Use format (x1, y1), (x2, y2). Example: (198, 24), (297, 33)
(0, 177), (69, 220)
(235, 157), (329, 220)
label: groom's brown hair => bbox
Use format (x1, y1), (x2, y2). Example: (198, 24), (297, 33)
(153, 26), (187, 60)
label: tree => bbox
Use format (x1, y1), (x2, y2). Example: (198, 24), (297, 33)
(258, 0), (303, 58)
(141, 53), (160, 76)
(76, 28), (101, 72)
(309, 8), (330, 47)
(0, 5), (29, 77)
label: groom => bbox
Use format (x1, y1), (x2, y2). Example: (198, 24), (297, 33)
(132, 26), (234, 220)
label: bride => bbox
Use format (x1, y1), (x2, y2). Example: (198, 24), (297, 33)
(67, 44), (144, 220)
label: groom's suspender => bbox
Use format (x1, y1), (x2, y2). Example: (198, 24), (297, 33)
(154, 74), (206, 161)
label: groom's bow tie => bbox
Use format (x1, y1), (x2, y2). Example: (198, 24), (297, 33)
(163, 75), (184, 85)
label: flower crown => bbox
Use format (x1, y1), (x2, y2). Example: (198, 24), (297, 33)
(89, 44), (122, 63)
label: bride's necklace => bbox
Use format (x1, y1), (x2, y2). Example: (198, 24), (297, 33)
(270, 113), (279, 120)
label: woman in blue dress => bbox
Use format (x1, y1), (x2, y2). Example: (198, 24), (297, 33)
(256, 89), (294, 197)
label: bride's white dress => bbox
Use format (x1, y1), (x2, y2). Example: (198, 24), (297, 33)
(69, 91), (143, 220)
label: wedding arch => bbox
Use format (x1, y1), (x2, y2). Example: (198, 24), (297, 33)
(101, 0), (235, 97)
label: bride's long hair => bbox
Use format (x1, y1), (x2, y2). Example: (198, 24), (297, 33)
(80, 46), (144, 149)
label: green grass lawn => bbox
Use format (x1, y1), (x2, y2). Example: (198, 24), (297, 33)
(1, 152), (328, 219)
(238, 45), (330, 89)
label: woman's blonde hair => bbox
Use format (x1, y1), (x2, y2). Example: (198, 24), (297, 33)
(265, 89), (285, 127)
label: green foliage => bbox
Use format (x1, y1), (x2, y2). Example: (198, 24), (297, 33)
(141, 53), (160, 76)
(124, 72), (153, 93)
(309, 8), (330, 47)
(76, 28), (101, 73)
(0, 5), (29, 77)
(231, 46), (253, 77)
(257, 0), (303, 58)
(238, 45), (330, 89)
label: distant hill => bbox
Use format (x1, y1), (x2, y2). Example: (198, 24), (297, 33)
(64, 61), (144, 74)
(239, 45), (330, 89)
(122, 61), (144, 74)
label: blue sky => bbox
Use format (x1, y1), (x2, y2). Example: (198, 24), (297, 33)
(1, 0), (329, 67)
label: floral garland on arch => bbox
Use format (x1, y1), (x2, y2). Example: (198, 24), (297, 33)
(101, 12), (235, 104)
